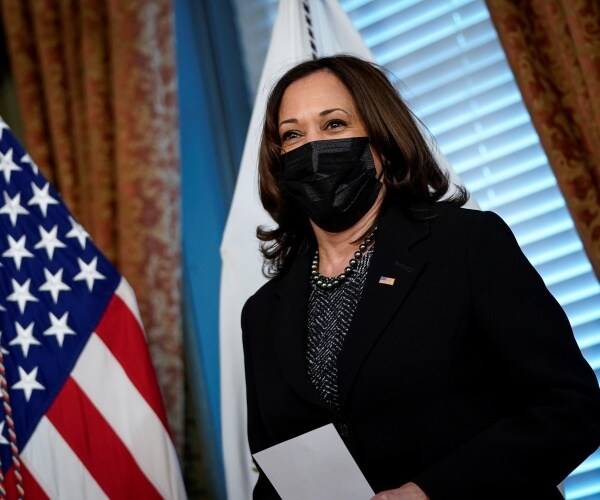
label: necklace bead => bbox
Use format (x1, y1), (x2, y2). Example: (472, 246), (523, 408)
(311, 227), (377, 290)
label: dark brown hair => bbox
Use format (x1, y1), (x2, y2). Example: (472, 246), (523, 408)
(257, 55), (468, 276)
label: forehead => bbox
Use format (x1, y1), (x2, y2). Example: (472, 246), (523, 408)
(278, 71), (356, 118)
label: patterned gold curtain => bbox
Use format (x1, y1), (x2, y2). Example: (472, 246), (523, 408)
(0, 0), (183, 450)
(486, 0), (600, 279)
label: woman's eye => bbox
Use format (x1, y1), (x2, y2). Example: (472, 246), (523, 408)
(280, 130), (300, 142)
(325, 119), (347, 129)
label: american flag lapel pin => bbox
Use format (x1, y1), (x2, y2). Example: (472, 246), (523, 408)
(379, 276), (396, 286)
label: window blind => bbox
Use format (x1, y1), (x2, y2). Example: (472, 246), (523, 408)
(231, 0), (600, 497)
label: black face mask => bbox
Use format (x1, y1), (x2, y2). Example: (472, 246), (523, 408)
(278, 137), (382, 232)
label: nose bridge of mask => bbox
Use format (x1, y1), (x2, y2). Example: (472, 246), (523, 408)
(281, 137), (370, 180)
(309, 137), (371, 167)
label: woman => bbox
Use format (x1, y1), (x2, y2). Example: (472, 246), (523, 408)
(242, 55), (600, 499)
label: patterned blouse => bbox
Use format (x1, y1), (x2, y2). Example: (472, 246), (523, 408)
(306, 247), (374, 409)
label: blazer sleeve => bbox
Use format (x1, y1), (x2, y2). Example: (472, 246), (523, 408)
(413, 211), (600, 498)
(242, 297), (281, 500)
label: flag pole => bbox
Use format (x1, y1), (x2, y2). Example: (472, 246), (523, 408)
(0, 347), (24, 499)
(302, 0), (318, 59)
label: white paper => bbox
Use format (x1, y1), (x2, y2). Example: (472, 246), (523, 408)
(253, 424), (375, 500)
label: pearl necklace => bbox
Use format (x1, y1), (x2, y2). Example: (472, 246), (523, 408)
(311, 227), (377, 290)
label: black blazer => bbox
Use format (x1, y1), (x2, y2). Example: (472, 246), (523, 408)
(242, 203), (600, 499)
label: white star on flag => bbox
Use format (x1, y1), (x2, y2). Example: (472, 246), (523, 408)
(73, 256), (105, 292)
(43, 312), (76, 347)
(12, 366), (45, 402)
(9, 321), (41, 358)
(20, 153), (39, 175)
(3, 234), (34, 270)
(0, 422), (9, 445)
(0, 148), (22, 183)
(66, 216), (89, 249)
(34, 225), (67, 260)
(7, 277), (39, 313)
(39, 268), (71, 303)
(28, 182), (59, 217)
(0, 191), (29, 226)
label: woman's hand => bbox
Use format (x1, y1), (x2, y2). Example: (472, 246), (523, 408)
(371, 482), (430, 500)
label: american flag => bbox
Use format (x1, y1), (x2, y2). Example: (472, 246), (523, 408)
(0, 117), (186, 499)
(378, 276), (396, 286)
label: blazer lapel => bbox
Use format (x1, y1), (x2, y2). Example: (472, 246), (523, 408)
(338, 205), (429, 406)
(271, 252), (333, 410)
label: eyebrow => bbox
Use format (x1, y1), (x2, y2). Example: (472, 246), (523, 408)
(278, 108), (351, 128)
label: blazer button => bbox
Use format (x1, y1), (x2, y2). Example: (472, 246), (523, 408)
(338, 423), (350, 439)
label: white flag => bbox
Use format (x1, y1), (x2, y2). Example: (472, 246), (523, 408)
(219, 1), (476, 498)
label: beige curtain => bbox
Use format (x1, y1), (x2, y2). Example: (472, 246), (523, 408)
(1, 0), (184, 450)
(486, 0), (600, 279)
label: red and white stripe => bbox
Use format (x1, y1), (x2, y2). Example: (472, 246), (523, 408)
(17, 278), (185, 499)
